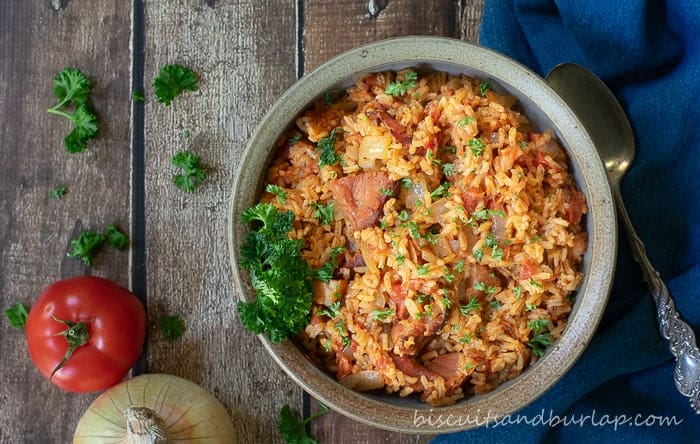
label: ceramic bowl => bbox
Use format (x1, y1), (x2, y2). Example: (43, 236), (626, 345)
(227, 36), (616, 433)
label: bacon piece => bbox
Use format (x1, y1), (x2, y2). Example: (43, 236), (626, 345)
(460, 188), (484, 213)
(329, 171), (395, 231)
(378, 111), (412, 147)
(566, 188), (586, 225)
(427, 352), (467, 392)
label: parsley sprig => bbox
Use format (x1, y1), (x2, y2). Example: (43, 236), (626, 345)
(278, 403), (329, 444)
(47, 68), (98, 153)
(385, 70), (418, 97)
(237, 203), (313, 342)
(172, 151), (207, 192)
(158, 315), (186, 341)
(4, 303), (29, 329)
(317, 128), (341, 167)
(153, 64), (198, 106)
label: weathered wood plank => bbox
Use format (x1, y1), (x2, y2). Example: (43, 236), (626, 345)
(142, 1), (297, 442)
(0, 1), (132, 442)
(301, 1), (484, 442)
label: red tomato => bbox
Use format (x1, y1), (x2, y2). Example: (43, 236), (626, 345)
(26, 276), (146, 393)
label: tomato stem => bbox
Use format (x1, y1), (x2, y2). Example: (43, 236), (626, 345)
(50, 315), (90, 379)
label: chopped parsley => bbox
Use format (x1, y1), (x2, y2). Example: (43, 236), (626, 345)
(335, 320), (351, 348)
(312, 201), (334, 225)
(444, 271), (456, 283)
(4, 303), (29, 329)
(279, 403), (329, 444)
(460, 332), (471, 344)
(473, 248), (484, 263)
(529, 278), (543, 288)
(528, 332), (552, 357)
(525, 302), (536, 311)
(318, 301), (341, 319)
(290, 134), (302, 145)
(314, 246), (345, 282)
(385, 70), (418, 97)
(453, 260), (465, 273)
(371, 308), (395, 321)
(105, 224), (128, 250)
(324, 91), (333, 106)
(380, 186), (394, 196)
(266, 184), (288, 204)
(430, 182), (451, 199)
(474, 281), (497, 294)
(67, 230), (106, 266)
(172, 151), (207, 192)
(408, 221), (421, 240)
(513, 285), (522, 298)
(471, 208), (505, 222)
(317, 128), (341, 167)
(443, 145), (457, 155)
(479, 80), (492, 96)
(527, 318), (549, 332)
(468, 138), (485, 157)
(49, 186), (67, 199)
(489, 300), (502, 309)
(457, 116), (474, 127)
(158, 315), (186, 341)
(397, 210), (410, 222)
(417, 264), (430, 275)
(395, 254), (406, 265)
(460, 297), (481, 315)
(153, 64), (198, 106)
(400, 177), (412, 189)
(441, 163), (455, 176)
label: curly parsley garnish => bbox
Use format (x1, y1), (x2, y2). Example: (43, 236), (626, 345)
(317, 128), (341, 167)
(47, 68), (98, 153)
(460, 297), (481, 315)
(278, 403), (329, 444)
(153, 64), (198, 106)
(237, 203), (313, 342)
(67, 230), (106, 266)
(312, 201), (334, 225)
(172, 150), (207, 192)
(266, 184), (288, 204)
(158, 315), (186, 342)
(385, 70), (418, 97)
(4, 303), (29, 329)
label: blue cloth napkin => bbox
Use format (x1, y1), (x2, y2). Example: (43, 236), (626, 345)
(434, 0), (700, 442)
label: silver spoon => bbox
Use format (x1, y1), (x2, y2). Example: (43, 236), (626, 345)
(546, 63), (700, 413)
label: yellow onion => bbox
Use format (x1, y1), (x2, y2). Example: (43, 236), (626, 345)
(73, 374), (237, 443)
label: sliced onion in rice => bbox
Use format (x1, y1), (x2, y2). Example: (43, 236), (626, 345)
(339, 370), (385, 392)
(491, 212), (507, 241)
(404, 177), (427, 209)
(432, 198), (451, 226)
(358, 135), (390, 169)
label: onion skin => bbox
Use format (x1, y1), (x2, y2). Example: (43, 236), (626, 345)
(73, 374), (237, 444)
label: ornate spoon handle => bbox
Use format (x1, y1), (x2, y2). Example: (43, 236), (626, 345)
(613, 187), (700, 413)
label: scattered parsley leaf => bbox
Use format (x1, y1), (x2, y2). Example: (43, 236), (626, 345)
(317, 128), (340, 167)
(318, 301), (341, 319)
(371, 308), (395, 321)
(479, 81), (492, 97)
(473, 248), (484, 263)
(159, 315), (185, 341)
(430, 182), (451, 199)
(400, 177), (412, 189)
(153, 64), (198, 106)
(380, 187), (394, 196)
(474, 281), (497, 294)
(453, 260), (465, 273)
(460, 332), (471, 344)
(314, 246), (344, 282)
(172, 150), (207, 193)
(457, 116), (474, 127)
(385, 70), (418, 97)
(417, 264), (429, 275)
(528, 332), (552, 357)
(529, 278), (543, 288)
(525, 302), (536, 311)
(238, 203), (313, 342)
(67, 230), (106, 266)
(443, 144), (457, 155)
(279, 403), (329, 444)
(408, 221), (421, 240)
(527, 318), (549, 333)
(513, 285), (522, 298)
(441, 163), (455, 176)
(395, 253), (406, 265)
(266, 184), (288, 204)
(312, 201), (334, 225)
(490, 300), (502, 309)
(4, 303), (29, 329)
(49, 186), (67, 199)
(105, 224), (128, 250)
(460, 297), (481, 315)
(290, 134), (302, 145)
(398, 210), (410, 222)
(324, 91), (333, 106)
(132, 90), (144, 103)
(47, 68), (98, 153)
(468, 137), (485, 157)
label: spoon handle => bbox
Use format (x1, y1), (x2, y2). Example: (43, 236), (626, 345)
(613, 187), (700, 413)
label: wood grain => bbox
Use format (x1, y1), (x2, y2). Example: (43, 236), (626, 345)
(142, 1), (298, 442)
(0, 1), (132, 442)
(301, 1), (484, 442)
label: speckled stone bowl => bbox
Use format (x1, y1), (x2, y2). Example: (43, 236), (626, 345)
(227, 36), (616, 433)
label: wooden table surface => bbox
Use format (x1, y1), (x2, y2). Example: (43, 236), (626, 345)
(0, 1), (484, 442)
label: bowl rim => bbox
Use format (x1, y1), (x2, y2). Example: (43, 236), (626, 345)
(227, 36), (617, 434)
